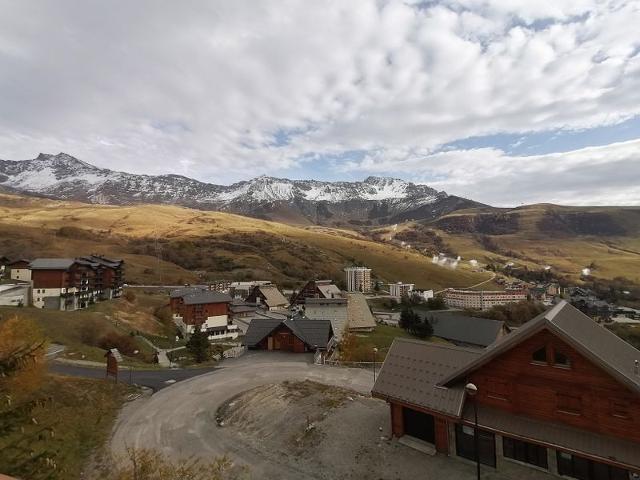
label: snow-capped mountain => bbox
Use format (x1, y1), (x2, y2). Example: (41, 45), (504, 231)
(0, 153), (481, 225)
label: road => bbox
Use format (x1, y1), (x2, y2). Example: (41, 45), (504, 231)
(49, 362), (218, 391)
(108, 351), (376, 478)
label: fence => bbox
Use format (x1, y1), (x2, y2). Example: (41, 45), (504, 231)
(321, 358), (384, 369)
(223, 345), (247, 359)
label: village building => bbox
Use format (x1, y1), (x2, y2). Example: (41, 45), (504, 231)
(420, 312), (510, 348)
(291, 279), (343, 305)
(244, 317), (333, 353)
(344, 266), (372, 293)
(346, 292), (376, 332)
(169, 287), (237, 339)
(444, 288), (527, 310)
(245, 284), (289, 311)
(0, 283), (30, 307)
(388, 282), (415, 299)
(373, 301), (640, 478)
(76, 255), (125, 300)
(228, 280), (272, 300)
(30, 258), (98, 310)
(304, 297), (349, 340)
(8, 259), (31, 282)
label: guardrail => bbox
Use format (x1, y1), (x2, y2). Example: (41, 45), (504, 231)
(223, 346), (246, 359)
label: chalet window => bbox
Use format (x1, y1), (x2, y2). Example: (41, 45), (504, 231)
(486, 378), (509, 401)
(557, 451), (629, 480)
(532, 346), (547, 363)
(455, 424), (496, 467)
(503, 437), (548, 469)
(610, 400), (629, 419)
(557, 393), (582, 415)
(554, 351), (571, 368)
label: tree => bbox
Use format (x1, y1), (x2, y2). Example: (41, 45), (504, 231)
(412, 319), (434, 339)
(186, 327), (211, 363)
(425, 296), (446, 310)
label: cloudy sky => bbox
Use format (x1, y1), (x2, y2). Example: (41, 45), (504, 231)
(1, 1), (639, 206)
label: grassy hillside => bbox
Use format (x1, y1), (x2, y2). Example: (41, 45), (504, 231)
(379, 204), (640, 283)
(0, 193), (489, 290)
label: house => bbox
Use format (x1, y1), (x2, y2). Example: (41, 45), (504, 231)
(291, 279), (343, 305)
(228, 280), (273, 300)
(245, 284), (289, 311)
(372, 301), (640, 477)
(420, 312), (510, 348)
(244, 317), (333, 352)
(389, 282), (415, 299)
(346, 292), (376, 332)
(304, 297), (349, 340)
(233, 310), (288, 335)
(169, 287), (237, 339)
(8, 259), (31, 282)
(30, 258), (98, 310)
(76, 255), (125, 300)
(0, 284), (30, 306)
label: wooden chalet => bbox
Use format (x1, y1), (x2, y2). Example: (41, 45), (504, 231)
(292, 279), (343, 305)
(244, 317), (333, 353)
(169, 287), (236, 338)
(372, 301), (640, 478)
(245, 284), (289, 310)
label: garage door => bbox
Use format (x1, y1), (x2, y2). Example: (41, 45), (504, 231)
(403, 407), (435, 444)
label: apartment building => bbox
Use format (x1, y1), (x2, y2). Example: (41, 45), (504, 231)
(389, 282), (415, 298)
(444, 288), (526, 310)
(344, 266), (372, 293)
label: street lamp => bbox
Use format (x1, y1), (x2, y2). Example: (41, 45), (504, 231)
(373, 347), (379, 382)
(465, 382), (480, 480)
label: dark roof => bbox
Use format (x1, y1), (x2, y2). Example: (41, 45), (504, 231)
(78, 255), (123, 268)
(243, 317), (333, 349)
(29, 258), (75, 270)
(372, 338), (481, 417)
(465, 404), (640, 470)
(170, 287), (202, 299)
(440, 301), (640, 394)
(182, 291), (232, 305)
(421, 312), (506, 347)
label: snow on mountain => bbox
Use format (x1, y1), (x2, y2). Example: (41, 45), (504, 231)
(0, 152), (475, 225)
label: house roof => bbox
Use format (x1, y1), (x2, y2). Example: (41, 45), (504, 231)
(170, 287), (203, 299)
(372, 338), (482, 417)
(243, 317), (333, 349)
(317, 283), (343, 299)
(182, 291), (232, 305)
(255, 285), (289, 307)
(421, 312), (506, 348)
(8, 258), (31, 266)
(439, 301), (640, 394)
(465, 404), (640, 469)
(305, 300), (349, 340)
(346, 293), (376, 330)
(78, 255), (123, 268)
(29, 258), (76, 270)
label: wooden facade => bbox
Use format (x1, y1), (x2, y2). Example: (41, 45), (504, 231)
(468, 329), (640, 444)
(255, 324), (307, 353)
(171, 299), (229, 326)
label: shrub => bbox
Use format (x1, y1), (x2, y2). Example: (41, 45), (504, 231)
(97, 332), (138, 356)
(123, 290), (136, 303)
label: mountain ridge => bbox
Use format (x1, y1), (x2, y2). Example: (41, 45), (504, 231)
(0, 152), (482, 225)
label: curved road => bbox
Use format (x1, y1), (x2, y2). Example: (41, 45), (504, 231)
(109, 352), (375, 478)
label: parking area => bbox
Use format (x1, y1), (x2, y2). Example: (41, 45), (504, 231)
(108, 352), (554, 479)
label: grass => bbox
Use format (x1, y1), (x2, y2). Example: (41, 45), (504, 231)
(0, 374), (132, 480)
(348, 324), (449, 360)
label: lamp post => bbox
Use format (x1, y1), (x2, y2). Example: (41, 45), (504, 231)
(465, 382), (480, 480)
(373, 347), (378, 382)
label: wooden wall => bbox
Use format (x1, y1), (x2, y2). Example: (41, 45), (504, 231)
(469, 329), (640, 443)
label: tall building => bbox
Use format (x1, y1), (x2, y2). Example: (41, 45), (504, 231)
(344, 266), (372, 293)
(444, 288), (526, 310)
(389, 282), (414, 298)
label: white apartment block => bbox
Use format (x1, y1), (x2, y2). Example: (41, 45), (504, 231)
(389, 282), (415, 298)
(444, 288), (527, 310)
(344, 266), (372, 293)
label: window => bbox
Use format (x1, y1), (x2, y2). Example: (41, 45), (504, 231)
(503, 437), (548, 469)
(610, 400), (629, 419)
(554, 351), (571, 368)
(455, 424), (496, 467)
(557, 452), (629, 480)
(557, 393), (582, 415)
(486, 378), (509, 401)
(532, 346), (547, 363)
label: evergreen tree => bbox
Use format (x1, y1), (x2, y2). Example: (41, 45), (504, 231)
(186, 327), (211, 363)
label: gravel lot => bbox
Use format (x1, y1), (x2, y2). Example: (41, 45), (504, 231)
(108, 352), (553, 480)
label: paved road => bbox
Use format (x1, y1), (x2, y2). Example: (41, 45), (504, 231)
(109, 352), (376, 478)
(49, 362), (219, 391)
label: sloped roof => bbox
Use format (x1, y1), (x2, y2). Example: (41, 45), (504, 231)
(439, 301), (640, 394)
(256, 285), (289, 307)
(243, 318), (283, 347)
(372, 338), (482, 417)
(183, 291), (232, 305)
(29, 258), (75, 270)
(421, 312), (506, 348)
(305, 299), (348, 341)
(243, 317), (333, 349)
(346, 293), (376, 330)
(170, 287), (203, 299)
(317, 283), (343, 299)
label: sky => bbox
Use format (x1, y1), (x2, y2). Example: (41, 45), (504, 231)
(0, 0), (639, 207)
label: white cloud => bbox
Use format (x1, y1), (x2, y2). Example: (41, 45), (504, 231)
(0, 0), (639, 204)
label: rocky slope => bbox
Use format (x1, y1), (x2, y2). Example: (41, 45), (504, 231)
(0, 153), (482, 225)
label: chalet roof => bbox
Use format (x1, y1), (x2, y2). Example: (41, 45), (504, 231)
(372, 338), (482, 417)
(439, 301), (640, 394)
(8, 258), (31, 266)
(243, 317), (333, 349)
(317, 283), (343, 299)
(465, 404), (640, 469)
(346, 293), (376, 330)
(29, 258), (75, 270)
(170, 287), (202, 299)
(304, 301), (349, 340)
(182, 291), (232, 305)
(78, 255), (123, 268)
(255, 285), (289, 308)
(421, 312), (507, 348)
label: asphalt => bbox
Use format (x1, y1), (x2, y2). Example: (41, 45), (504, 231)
(48, 363), (219, 391)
